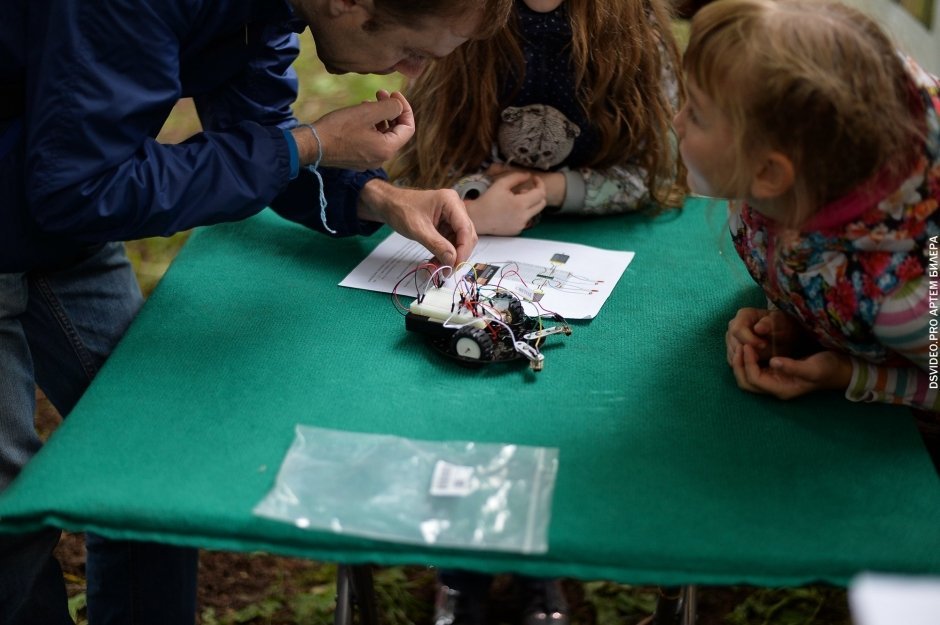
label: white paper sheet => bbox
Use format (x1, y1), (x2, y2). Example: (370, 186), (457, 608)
(339, 232), (634, 319)
(849, 573), (940, 625)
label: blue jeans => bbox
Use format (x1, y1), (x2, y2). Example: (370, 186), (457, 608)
(0, 242), (198, 625)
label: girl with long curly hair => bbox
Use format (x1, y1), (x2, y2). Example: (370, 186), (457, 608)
(390, 0), (686, 236)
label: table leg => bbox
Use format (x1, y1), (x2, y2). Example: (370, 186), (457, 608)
(652, 585), (697, 625)
(333, 564), (378, 625)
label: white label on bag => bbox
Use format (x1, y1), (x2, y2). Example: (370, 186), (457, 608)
(430, 460), (475, 497)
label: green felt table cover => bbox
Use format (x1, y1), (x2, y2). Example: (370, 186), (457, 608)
(1, 198), (938, 587)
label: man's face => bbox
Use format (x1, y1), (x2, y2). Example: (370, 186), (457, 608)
(303, 2), (480, 79)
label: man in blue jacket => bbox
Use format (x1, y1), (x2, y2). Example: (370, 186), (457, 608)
(0, 0), (511, 623)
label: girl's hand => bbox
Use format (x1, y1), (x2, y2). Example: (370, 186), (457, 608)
(726, 307), (804, 364)
(731, 345), (853, 400)
(486, 164), (566, 207)
(465, 172), (547, 235)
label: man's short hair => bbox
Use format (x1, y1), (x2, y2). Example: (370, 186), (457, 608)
(373, 0), (512, 38)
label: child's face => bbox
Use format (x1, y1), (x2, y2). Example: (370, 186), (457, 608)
(522, 0), (565, 11)
(674, 79), (741, 198)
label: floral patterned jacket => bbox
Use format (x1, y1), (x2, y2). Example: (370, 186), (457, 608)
(730, 57), (940, 410)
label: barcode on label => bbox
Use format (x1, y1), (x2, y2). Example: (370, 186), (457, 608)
(429, 460), (475, 497)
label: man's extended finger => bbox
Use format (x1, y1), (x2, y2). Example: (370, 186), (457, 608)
(448, 216), (477, 267)
(359, 98), (405, 125)
(379, 93), (415, 142)
(437, 196), (477, 266)
(426, 236), (458, 269)
(373, 91), (392, 131)
(389, 92), (414, 127)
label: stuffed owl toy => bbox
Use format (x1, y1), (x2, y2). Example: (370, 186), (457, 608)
(497, 104), (581, 170)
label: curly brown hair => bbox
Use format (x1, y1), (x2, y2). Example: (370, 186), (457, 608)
(389, 0), (686, 209)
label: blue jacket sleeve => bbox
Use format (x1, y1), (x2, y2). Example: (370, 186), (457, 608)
(191, 18), (383, 237)
(273, 166), (386, 237)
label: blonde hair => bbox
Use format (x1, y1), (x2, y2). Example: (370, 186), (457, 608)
(684, 0), (924, 227)
(390, 0), (686, 208)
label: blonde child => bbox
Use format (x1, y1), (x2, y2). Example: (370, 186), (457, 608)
(673, 0), (940, 435)
(391, 0), (686, 236)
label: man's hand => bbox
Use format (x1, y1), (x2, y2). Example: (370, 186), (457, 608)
(466, 172), (546, 235)
(731, 345), (853, 400)
(359, 180), (477, 268)
(293, 91), (415, 171)
(726, 307), (804, 364)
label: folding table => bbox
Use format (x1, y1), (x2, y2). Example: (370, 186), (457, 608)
(1, 199), (937, 619)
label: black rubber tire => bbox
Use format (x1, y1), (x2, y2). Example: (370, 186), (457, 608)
(449, 326), (496, 361)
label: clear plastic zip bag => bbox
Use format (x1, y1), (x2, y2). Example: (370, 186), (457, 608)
(253, 425), (559, 554)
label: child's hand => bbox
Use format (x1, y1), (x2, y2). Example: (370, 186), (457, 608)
(731, 345), (853, 400)
(465, 172), (547, 235)
(726, 307), (803, 364)
(487, 164), (566, 207)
